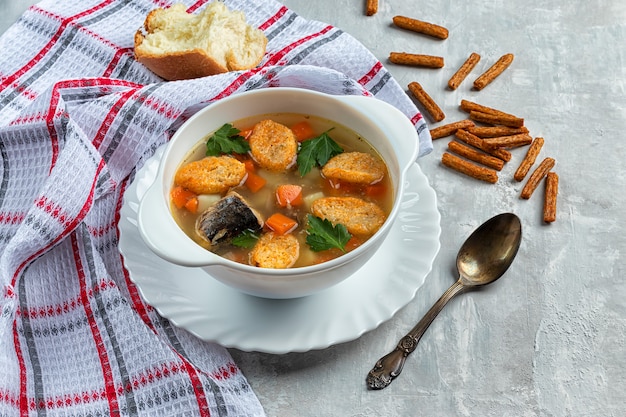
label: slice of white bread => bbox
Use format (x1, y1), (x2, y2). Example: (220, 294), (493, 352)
(134, 2), (267, 81)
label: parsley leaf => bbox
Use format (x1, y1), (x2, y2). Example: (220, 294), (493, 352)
(297, 130), (343, 176)
(231, 229), (260, 249)
(305, 214), (352, 252)
(206, 123), (251, 156)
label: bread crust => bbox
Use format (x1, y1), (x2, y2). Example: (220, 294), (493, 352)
(135, 34), (229, 80)
(134, 4), (267, 81)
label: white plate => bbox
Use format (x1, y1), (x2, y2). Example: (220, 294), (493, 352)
(118, 146), (440, 354)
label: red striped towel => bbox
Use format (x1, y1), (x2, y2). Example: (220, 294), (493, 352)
(0, 1), (430, 415)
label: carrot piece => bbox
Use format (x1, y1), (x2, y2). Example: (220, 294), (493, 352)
(313, 236), (364, 264)
(171, 186), (197, 210)
(245, 171), (266, 193)
(265, 213), (298, 235)
(276, 184), (303, 207)
(184, 197), (199, 213)
(239, 128), (253, 140)
(365, 183), (387, 197)
(290, 121), (316, 142)
(231, 153), (247, 162)
(243, 159), (256, 172)
(346, 235), (364, 251)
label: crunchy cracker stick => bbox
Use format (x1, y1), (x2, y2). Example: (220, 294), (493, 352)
(483, 133), (533, 149)
(467, 125), (529, 138)
(389, 52), (444, 68)
(448, 52), (481, 90)
(459, 99), (520, 118)
(392, 15), (449, 39)
(514, 136), (545, 181)
(441, 152), (498, 183)
(430, 119), (474, 139)
(543, 172), (559, 223)
(448, 141), (504, 171)
(366, 0), (378, 16)
(408, 81), (445, 122)
(520, 157), (555, 199)
(469, 110), (525, 128)
(455, 129), (512, 162)
(460, 100), (502, 115)
(473, 53), (514, 90)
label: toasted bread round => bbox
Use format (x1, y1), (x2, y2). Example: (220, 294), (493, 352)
(321, 151), (386, 184)
(174, 156), (246, 195)
(249, 233), (300, 269)
(134, 3), (267, 80)
(311, 196), (386, 235)
(248, 120), (298, 172)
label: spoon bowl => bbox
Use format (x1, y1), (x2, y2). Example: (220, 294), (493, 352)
(457, 212), (522, 286)
(366, 212), (522, 390)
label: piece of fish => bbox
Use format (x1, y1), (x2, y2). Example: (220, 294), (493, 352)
(195, 191), (263, 246)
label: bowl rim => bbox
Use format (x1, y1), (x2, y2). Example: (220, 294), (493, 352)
(141, 87), (419, 276)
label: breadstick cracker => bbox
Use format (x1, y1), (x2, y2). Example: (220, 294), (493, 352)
(389, 52), (444, 68)
(514, 137), (544, 181)
(483, 133), (532, 149)
(520, 157), (555, 199)
(455, 129), (512, 162)
(408, 82), (445, 122)
(448, 53), (481, 90)
(543, 172), (559, 223)
(448, 141), (504, 171)
(430, 119), (474, 140)
(441, 152), (498, 183)
(459, 99), (519, 118)
(467, 126), (528, 138)
(473, 53), (514, 90)
(469, 110), (524, 128)
(366, 0), (378, 16)
(392, 16), (449, 39)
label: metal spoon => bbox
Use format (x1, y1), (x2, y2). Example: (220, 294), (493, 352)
(366, 212), (522, 390)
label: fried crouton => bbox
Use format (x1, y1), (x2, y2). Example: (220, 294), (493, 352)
(249, 232), (300, 268)
(174, 156), (246, 194)
(322, 152), (386, 184)
(311, 196), (386, 235)
(248, 120), (298, 172)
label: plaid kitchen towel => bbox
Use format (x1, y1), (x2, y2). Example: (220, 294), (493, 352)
(0, 0), (432, 416)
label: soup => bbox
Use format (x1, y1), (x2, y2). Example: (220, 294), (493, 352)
(170, 113), (393, 268)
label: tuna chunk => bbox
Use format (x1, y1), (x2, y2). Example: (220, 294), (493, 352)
(195, 191), (263, 246)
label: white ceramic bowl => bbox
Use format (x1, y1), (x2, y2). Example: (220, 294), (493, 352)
(137, 87), (419, 298)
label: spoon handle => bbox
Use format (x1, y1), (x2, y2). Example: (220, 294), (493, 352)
(366, 279), (466, 390)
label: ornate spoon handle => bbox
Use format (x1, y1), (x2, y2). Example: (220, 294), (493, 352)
(366, 279), (467, 390)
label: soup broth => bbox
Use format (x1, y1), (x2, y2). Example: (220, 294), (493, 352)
(171, 113), (393, 268)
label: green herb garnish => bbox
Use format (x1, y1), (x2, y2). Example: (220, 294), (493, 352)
(296, 130), (343, 176)
(231, 229), (261, 249)
(206, 123), (251, 156)
(305, 214), (352, 252)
